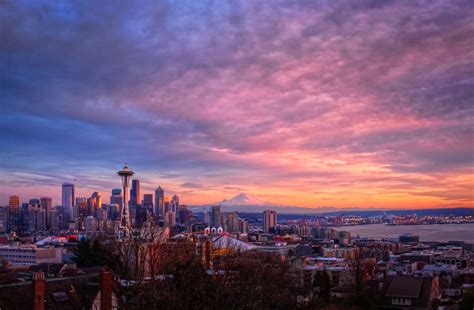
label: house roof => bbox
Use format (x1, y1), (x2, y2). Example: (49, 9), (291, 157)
(30, 263), (66, 275)
(212, 235), (257, 252)
(0, 271), (115, 310)
(385, 276), (423, 298)
(381, 276), (436, 309)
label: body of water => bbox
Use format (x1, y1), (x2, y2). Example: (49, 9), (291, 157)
(336, 223), (474, 243)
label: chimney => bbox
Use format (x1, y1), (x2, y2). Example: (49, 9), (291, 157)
(100, 268), (113, 310)
(33, 272), (46, 310)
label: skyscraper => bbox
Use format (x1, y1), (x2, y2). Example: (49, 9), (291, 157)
(263, 210), (277, 233)
(130, 179), (140, 207)
(9, 195), (20, 209)
(141, 194), (154, 224)
(91, 192), (102, 209)
(142, 194), (153, 207)
(62, 183), (75, 219)
(239, 220), (249, 234)
(8, 195), (20, 232)
(40, 197), (52, 228)
(154, 186), (164, 220)
(225, 212), (239, 233)
(88, 192), (102, 217)
(110, 189), (122, 207)
(172, 194), (179, 210)
(211, 205), (221, 228)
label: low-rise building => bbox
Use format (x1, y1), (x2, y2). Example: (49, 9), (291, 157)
(0, 244), (63, 265)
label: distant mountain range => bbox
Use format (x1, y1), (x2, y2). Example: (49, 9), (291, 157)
(188, 192), (474, 216)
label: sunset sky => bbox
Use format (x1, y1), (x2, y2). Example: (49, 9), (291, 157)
(1, 0), (473, 209)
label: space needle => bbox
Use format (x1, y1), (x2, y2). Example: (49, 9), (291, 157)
(117, 164), (134, 231)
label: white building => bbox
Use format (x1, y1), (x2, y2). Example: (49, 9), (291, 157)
(0, 244), (63, 266)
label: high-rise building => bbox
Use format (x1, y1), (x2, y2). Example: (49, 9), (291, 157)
(263, 210), (277, 233)
(203, 211), (211, 225)
(0, 206), (8, 233)
(9, 195), (20, 209)
(130, 179), (140, 207)
(92, 192), (102, 209)
(40, 197), (52, 228)
(61, 183), (75, 219)
(19, 203), (30, 232)
(110, 189), (122, 207)
(7, 195), (20, 232)
(75, 197), (87, 228)
(211, 205), (221, 228)
(239, 220), (249, 234)
(225, 212), (239, 233)
(29, 198), (40, 205)
(28, 204), (46, 232)
(172, 195), (179, 209)
(178, 205), (192, 224)
(88, 192), (102, 217)
(75, 197), (87, 207)
(141, 194), (153, 225)
(142, 194), (153, 207)
(154, 186), (164, 220)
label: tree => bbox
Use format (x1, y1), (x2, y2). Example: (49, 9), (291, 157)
(72, 239), (95, 267)
(460, 288), (474, 310)
(313, 270), (331, 302)
(72, 238), (125, 274)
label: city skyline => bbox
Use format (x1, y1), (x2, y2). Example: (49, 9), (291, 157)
(1, 1), (473, 210)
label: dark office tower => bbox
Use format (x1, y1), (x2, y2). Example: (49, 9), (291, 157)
(110, 189), (122, 207)
(29, 199), (40, 205)
(40, 197), (52, 228)
(130, 179), (140, 207)
(20, 203), (30, 232)
(62, 183), (75, 219)
(0, 206), (8, 233)
(142, 194), (153, 208)
(154, 186), (164, 220)
(178, 205), (192, 225)
(211, 205), (221, 228)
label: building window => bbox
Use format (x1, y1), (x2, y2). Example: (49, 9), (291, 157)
(392, 297), (411, 305)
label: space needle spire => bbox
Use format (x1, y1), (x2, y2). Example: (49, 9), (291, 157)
(117, 164), (134, 231)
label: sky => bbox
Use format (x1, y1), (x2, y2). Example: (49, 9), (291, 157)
(1, 0), (473, 209)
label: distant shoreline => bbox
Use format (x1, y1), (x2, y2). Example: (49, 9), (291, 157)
(335, 222), (474, 243)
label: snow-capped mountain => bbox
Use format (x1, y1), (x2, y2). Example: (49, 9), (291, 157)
(189, 192), (315, 213)
(218, 193), (273, 207)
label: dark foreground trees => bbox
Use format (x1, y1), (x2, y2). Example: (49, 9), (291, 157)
(72, 239), (126, 274)
(73, 231), (300, 309)
(125, 251), (298, 310)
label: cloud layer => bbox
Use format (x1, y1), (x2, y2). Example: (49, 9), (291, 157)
(1, 0), (473, 208)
